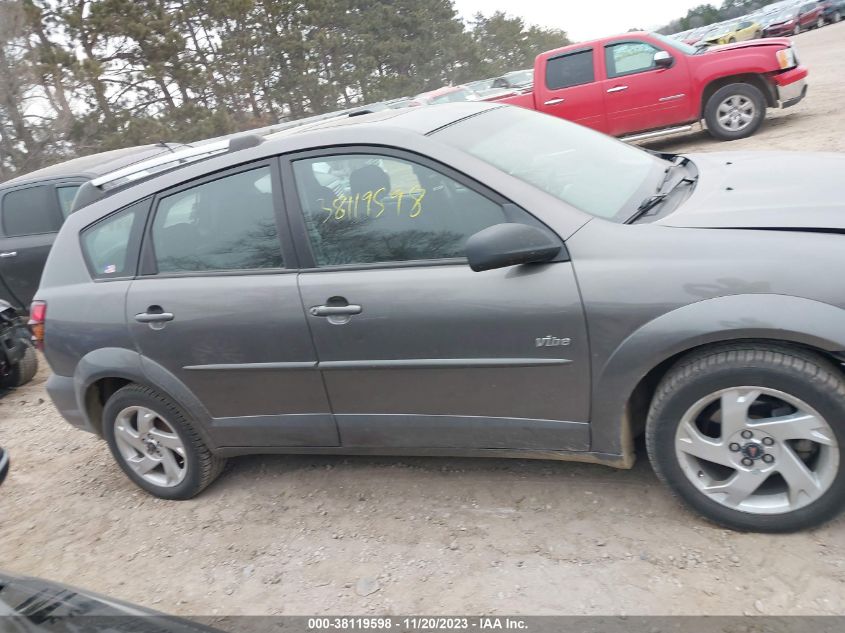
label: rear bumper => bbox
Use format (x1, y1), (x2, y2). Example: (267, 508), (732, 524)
(46, 373), (91, 432)
(774, 66), (808, 108)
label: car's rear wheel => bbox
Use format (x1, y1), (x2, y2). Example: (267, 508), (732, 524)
(793, 24), (801, 34)
(728, 37), (736, 43)
(0, 341), (37, 389)
(704, 83), (765, 141)
(816, 16), (825, 28)
(103, 384), (226, 499)
(646, 343), (845, 532)
(833, 11), (842, 23)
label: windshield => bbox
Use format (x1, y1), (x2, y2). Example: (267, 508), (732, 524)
(651, 32), (698, 55)
(434, 106), (666, 222)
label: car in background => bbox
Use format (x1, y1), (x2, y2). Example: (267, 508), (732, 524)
(489, 31), (807, 141)
(700, 19), (763, 45)
(0, 300), (36, 390)
(491, 69), (534, 90)
(681, 26), (712, 45)
(0, 143), (189, 312)
(413, 85), (480, 105)
(820, 0), (845, 22)
(763, 1), (825, 35)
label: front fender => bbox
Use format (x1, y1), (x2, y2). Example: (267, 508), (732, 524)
(590, 294), (845, 457)
(72, 347), (217, 450)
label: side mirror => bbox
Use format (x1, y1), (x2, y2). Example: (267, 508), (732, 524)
(0, 447), (8, 487)
(654, 51), (674, 68)
(465, 223), (563, 272)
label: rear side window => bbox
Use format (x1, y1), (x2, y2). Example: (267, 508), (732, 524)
(81, 201), (145, 279)
(1, 186), (61, 237)
(545, 49), (594, 90)
(151, 166), (283, 273)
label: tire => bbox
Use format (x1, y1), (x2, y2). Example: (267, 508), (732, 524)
(728, 37), (736, 43)
(646, 343), (845, 532)
(704, 82), (765, 141)
(834, 11), (842, 23)
(102, 383), (226, 499)
(794, 24), (801, 34)
(816, 16), (825, 28)
(0, 341), (38, 388)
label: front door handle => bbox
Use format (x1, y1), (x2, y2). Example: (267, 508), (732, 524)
(607, 85), (628, 93)
(543, 98), (565, 106)
(135, 311), (175, 324)
(310, 305), (362, 317)
(0, 251), (17, 258)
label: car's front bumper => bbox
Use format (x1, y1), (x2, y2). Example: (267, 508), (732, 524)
(774, 66), (808, 107)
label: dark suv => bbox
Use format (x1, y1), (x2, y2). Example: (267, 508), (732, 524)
(0, 144), (188, 312)
(37, 103), (845, 532)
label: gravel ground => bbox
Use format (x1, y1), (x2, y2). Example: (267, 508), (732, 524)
(2, 23), (845, 617)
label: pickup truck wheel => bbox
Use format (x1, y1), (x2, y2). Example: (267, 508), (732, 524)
(704, 83), (765, 141)
(102, 384), (226, 500)
(646, 343), (845, 532)
(0, 341), (37, 389)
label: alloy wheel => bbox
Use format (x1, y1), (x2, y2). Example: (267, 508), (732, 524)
(113, 406), (187, 487)
(675, 387), (839, 514)
(716, 95), (756, 132)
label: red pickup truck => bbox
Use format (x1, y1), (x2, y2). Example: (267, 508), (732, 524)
(491, 32), (807, 141)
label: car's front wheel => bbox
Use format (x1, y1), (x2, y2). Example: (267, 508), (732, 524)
(816, 16), (825, 28)
(646, 343), (845, 532)
(794, 23), (801, 34)
(103, 384), (226, 499)
(704, 83), (765, 141)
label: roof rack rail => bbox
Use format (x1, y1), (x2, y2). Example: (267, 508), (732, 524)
(82, 107), (375, 204)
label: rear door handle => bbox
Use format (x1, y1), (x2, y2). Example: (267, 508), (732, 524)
(607, 85), (628, 93)
(0, 251), (17, 258)
(135, 311), (175, 323)
(310, 305), (362, 317)
(543, 98), (565, 105)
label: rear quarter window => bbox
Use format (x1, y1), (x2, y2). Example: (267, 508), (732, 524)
(80, 200), (147, 279)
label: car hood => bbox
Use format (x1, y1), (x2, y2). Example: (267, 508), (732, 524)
(657, 151), (845, 231)
(704, 37), (789, 52)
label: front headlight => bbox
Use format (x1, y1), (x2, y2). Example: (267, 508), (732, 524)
(776, 47), (797, 69)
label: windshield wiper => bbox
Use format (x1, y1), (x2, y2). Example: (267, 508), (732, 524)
(626, 158), (697, 224)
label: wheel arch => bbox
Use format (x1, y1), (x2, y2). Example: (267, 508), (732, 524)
(73, 347), (217, 450)
(591, 294), (845, 460)
(700, 73), (777, 117)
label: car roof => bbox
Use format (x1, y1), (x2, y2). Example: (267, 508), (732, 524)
(0, 143), (187, 189)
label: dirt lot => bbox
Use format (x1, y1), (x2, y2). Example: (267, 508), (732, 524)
(2, 22), (845, 618)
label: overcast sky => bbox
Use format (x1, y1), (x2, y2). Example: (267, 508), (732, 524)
(453, 0), (705, 41)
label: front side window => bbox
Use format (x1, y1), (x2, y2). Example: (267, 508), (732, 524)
(545, 49), (594, 90)
(1, 186), (61, 237)
(151, 167), (283, 273)
(605, 42), (661, 78)
(292, 154), (509, 267)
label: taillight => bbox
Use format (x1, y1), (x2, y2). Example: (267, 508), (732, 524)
(29, 301), (46, 349)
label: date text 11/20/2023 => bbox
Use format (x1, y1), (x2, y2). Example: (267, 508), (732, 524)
(318, 186), (427, 222)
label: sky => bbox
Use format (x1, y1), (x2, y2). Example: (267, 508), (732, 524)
(452, 0), (707, 41)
